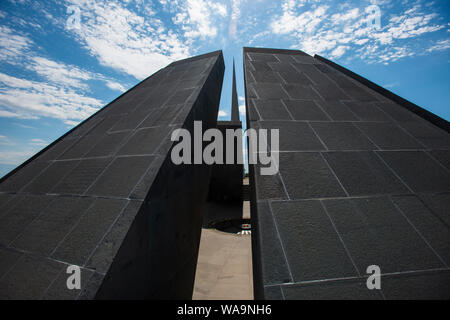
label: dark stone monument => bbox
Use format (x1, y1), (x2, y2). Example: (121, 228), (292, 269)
(244, 47), (450, 300)
(204, 60), (244, 227)
(0, 51), (225, 299)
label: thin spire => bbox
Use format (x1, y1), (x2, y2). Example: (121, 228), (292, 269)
(231, 59), (240, 122)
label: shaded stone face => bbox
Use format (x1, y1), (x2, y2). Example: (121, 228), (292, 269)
(244, 47), (450, 300)
(0, 50), (225, 299)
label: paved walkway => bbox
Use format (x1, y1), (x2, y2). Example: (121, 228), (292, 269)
(193, 200), (253, 300)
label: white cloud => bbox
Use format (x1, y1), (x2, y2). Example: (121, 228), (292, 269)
(28, 138), (48, 147)
(0, 148), (38, 165)
(218, 110), (228, 117)
(239, 104), (245, 116)
(0, 72), (103, 122)
(269, 1), (447, 63)
(67, 0), (194, 79)
(105, 80), (126, 92)
(427, 39), (450, 52)
(0, 25), (32, 64)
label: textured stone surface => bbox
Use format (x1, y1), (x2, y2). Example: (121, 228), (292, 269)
(0, 50), (225, 299)
(244, 47), (450, 300)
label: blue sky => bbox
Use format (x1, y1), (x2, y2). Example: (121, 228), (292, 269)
(0, 0), (449, 177)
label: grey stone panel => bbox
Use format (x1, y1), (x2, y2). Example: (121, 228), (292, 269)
(245, 47), (450, 299)
(391, 195), (450, 265)
(378, 151), (450, 193)
(50, 158), (112, 195)
(323, 151), (410, 196)
(259, 121), (324, 151)
(283, 84), (321, 100)
(314, 100), (359, 121)
(271, 200), (357, 282)
(51, 198), (128, 266)
(11, 196), (95, 256)
(355, 122), (424, 150)
(0, 161), (50, 192)
(117, 127), (171, 156)
(281, 280), (382, 300)
(253, 201), (291, 286)
(252, 83), (290, 100)
(418, 193), (450, 227)
(399, 122), (450, 149)
(23, 160), (80, 194)
(283, 100), (329, 121)
(253, 100), (291, 120)
(0, 50), (225, 299)
(428, 149), (450, 170)
(381, 270), (450, 299)
(343, 101), (392, 121)
(311, 122), (376, 150)
(0, 195), (55, 246)
(84, 131), (130, 157)
(85, 156), (155, 198)
(323, 197), (443, 274)
(0, 254), (64, 300)
(278, 152), (346, 199)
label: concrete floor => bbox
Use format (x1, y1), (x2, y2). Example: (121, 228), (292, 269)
(193, 200), (253, 300)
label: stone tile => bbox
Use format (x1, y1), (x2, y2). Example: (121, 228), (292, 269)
(86, 200), (142, 273)
(58, 134), (104, 160)
(0, 247), (22, 278)
(252, 83), (289, 100)
(37, 137), (78, 162)
(283, 100), (329, 121)
(250, 62), (283, 83)
(0, 195), (55, 246)
(323, 197), (444, 274)
(52, 198), (127, 266)
(311, 122), (376, 150)
(259, 121), (324, 151)
(392, 195), (450, 265)
(264, 285), (284, 300)
(314, 100), (359, 121)
(282, 280), (382, 300)
(381, 271), (450, 299)
(279, 152), (346, 199)
(314, 83), (350, 101)
(86, 156), (155, 198)
(399, 122), (450, 149)
(283, 84), (321, 100)
(248, 52), (279, 62)
(253, 165), (288, 200)
(375, 102), (425, 123)
(85, 132), (130, 157)
(252, 100), (291, 120)
(51, 158), (112, 195)
(418, 194), (450, 227)
(378, 151), (450, 193)
(428, 150), (450, 170)
(165, 88), (194, 105)
(355, 122), (423, 150)
(117, 127), (170, 155)
(323, 151), (410, 196)
(254, 201), (291, 286)
(11, 197), (95, 256)
(43, 267), (94, 300)
(0, 161), (50, 192)
(271, 200), (357, 282)
(292, 63), (335, 86)
(343, 101), (391, 121)
(139, 104), (184, 128)
(0, 254), (63, 300)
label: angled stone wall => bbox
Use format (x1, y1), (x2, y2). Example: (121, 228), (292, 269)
(244, 47), (450, 300)
(0, 51), (224, 299)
